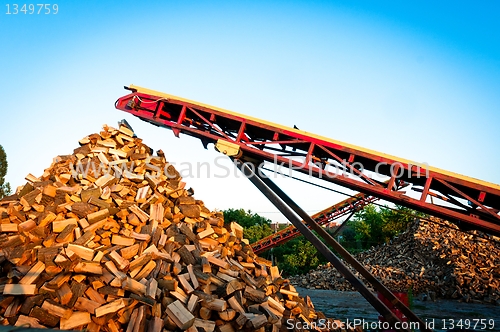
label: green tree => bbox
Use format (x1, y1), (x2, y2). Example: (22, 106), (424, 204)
(0, 145), (11, 199)
(281, 238), (324, 275)
(243, 224), (273, 244)
(381, 205), (422, 238)
(351, 204), (385, 247)
(348, 204), (425, 249)
(339, 227), (356, 245)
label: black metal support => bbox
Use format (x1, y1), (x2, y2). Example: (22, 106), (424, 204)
(253, 167), (431, 331)
(331, 210), (356, 237)
(233, 159), (411, 332)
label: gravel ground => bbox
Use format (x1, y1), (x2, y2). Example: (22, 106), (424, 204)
(296, 287), (500, 331)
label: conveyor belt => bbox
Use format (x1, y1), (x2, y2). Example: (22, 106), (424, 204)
(115, 85), (500, 235)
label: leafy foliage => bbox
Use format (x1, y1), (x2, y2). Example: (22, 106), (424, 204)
(243, 224), (273, 244)
(0, 145), (11, 199)
(345, 204), (425, 249)
(280, 238), (324, 275)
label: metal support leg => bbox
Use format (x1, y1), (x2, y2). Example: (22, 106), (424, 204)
(331, 210), (356, 237)
(233, 159), (411, 332)
(253, 166), (430, 332)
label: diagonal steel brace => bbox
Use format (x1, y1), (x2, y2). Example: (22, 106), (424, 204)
(233, 159), (419, 332)
(253, 165), (430, 331)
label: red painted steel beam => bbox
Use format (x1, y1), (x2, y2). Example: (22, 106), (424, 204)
(115, 86), (500, 235)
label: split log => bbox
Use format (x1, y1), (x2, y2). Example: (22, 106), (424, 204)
(3, 284), (36, 295)
(166, 300), (195, 330)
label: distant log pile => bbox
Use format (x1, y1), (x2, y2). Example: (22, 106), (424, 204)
(292, 218), (500, 305)
(0, 124), (351, 331)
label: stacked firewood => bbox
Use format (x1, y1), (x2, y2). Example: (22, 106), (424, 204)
(0, 124), (344, 331)
(293, 218), (500, 304)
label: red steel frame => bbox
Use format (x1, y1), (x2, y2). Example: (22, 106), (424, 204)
(115, 86), (500, 236)
(251, 192), (379, 254)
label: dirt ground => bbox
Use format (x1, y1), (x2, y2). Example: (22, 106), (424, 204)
(296, 287), (500, 331)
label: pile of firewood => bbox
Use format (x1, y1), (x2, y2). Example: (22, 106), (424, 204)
(292, 218), (500, 304)
(0, 123), (345, 331)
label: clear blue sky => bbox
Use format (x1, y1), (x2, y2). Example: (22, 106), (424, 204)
(1, 1), (499, 222)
